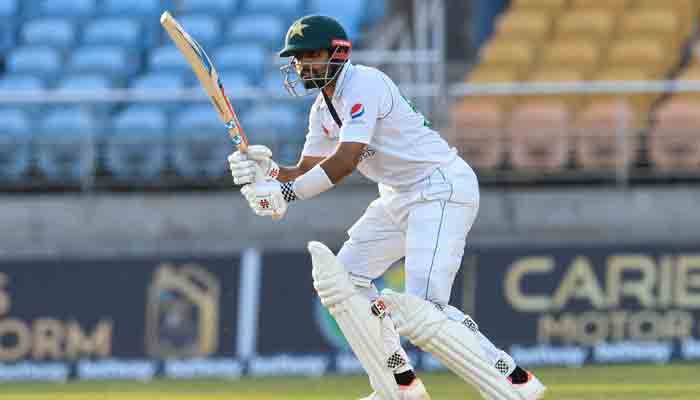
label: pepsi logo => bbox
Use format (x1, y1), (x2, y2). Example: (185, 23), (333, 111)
(350, 103), (365, 119)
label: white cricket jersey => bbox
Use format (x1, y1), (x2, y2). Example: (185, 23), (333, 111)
(301, 62), (459, 189)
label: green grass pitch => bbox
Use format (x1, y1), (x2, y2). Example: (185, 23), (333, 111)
(1, 364), (698, 399)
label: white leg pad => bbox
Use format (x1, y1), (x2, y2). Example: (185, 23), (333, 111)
(380, 289), (523, 400)
(308, 242), (401, 400)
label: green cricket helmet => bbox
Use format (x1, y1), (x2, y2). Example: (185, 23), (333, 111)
(279, 15), (352, 97)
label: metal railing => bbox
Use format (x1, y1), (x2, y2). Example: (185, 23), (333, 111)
(447, 79), (700, 186)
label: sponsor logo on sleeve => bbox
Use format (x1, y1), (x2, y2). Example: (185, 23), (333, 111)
(350, 103), (365, 119)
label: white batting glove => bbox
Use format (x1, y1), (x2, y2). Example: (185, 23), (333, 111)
(240, 180), (289, 219)
(228, 145), (280, 185)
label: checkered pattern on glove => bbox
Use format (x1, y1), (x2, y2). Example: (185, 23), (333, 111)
(281, 181), (297, 202)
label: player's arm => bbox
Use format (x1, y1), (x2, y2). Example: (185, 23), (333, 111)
(318, 142), (366, 184)
(277, 155), (325, 183)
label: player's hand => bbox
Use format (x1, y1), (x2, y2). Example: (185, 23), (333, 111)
(228, 145), (280, 185)
(240, 180), (288, 220)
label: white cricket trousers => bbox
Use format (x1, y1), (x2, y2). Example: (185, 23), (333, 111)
(336, 156), (515, 376)
(337, 155), (479, 305)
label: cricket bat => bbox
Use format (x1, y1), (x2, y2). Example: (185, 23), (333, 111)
(160, 11), (249, 153)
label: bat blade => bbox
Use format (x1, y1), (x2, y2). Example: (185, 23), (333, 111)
(160, 11), (248, 152)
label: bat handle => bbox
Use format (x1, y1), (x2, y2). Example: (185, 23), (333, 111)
(226, 120), (248, 153)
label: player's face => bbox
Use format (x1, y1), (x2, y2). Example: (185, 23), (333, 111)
(293, 49), (332, 89)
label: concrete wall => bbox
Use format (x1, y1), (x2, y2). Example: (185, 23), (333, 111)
(2, 184), (699, 259)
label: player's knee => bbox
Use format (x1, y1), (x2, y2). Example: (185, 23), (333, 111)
(438, 304), (480, 333)
(406, 276), (451, 306)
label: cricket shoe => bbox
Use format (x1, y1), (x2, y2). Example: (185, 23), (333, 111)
(509, 370), (546, 400)
(358, 378), (431, 400)
(479, 370), (546, 400)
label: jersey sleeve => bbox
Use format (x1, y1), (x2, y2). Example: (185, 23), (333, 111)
(338, 76), (382, 145)
(301, 102), (336, 157)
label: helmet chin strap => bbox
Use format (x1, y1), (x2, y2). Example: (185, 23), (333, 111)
(303, 62), (342, 90)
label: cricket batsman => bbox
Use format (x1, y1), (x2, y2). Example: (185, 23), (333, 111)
(228, 15), (546, 400)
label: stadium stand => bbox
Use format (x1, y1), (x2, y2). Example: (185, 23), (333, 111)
(524, 68), (585, 112)
(0, 108), (32, 180)
(32, 0), (97, 19)
(494, 11), (551, 42)
(0, 1), (385, 183)
(175, 0), (238, 14)
(36, 107), (95, 180)
(21, 18), (77, 50)
(175, 13), (222, 48)
(509, 0), (568, 17)
(454, 0), (698, 176)
(227, 14), (285, 47)
(569, 0), (630, 14)
(107, 106), (167, 179)
(82, 18), (145, 48)
(574, 102), (637, 170)
(171, 104), (232, 178)
(648, 100), (700, 171)
(7, 46), (63, 82)
(448, 102), (504, 170)
(539, 39), (600, 79)
(555, 9), (615, 42)
(508, 103), (570, 171)
(477, 40), (536, 80)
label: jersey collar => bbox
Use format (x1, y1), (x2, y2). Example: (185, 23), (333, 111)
(332, 61), (354, 99)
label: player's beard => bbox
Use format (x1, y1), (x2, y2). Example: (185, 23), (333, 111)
(301, 64), (332, 90)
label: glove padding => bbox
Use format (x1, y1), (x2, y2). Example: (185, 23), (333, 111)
(228, 145), (279, 185)
(241, 180), (288, 219)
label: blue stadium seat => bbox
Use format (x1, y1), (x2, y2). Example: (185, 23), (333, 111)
(102, 0), (159, 18)
(242, 0), (301, 18)
(34, 0), (96, 18)
(260, 73), (287, 97)
(207, 69), (254, 114)
(0, 75), (46, 114)
(149, 45), (192, 74)
(0, 108), (32, 179)
(56, 74), (112, 90)
(227, 14), (284, 48)
(242, 103), (299, 138)
(67, 46), (134, 82)
(130, 72), (187, 111)
(7, 46), (62, 81)
(21, 18), (77, 50)
(171, 104), (231, 177)
(214, 44), (268, 81)
(131, 72), (187, 90)
(55, 74), (115, 117)
(176, 0), (238, 14)
(0, 0), (18, 17)
(217, 69), (253, 93)
(36, 107), (96, 180)
(240, 102), (302, 164)
(176, 14), (221, 48)
(0, 21), (14, 53)
(307, 0), (366, 39)
(82, 18), (143, 48)
(0, 75), (46, 91)
(106, 106), (167, 178)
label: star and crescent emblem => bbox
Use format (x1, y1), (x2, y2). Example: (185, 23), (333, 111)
(289, 21), (308, 38)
